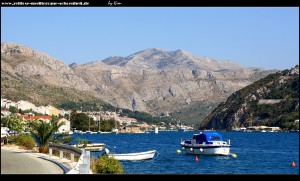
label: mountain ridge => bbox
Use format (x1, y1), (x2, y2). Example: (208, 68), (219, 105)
(101, 48), (248, 71)
(1, 42), (274, 125)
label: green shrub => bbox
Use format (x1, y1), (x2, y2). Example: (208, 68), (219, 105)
(7, 136), (17, 143)
(91, 154), (123, 174)
(38, 145), (49, 153)
(15, 134), (36, 150)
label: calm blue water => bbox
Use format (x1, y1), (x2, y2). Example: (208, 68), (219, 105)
(71, 131), (299, 174)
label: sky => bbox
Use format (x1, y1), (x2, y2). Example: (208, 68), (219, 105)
(1, 7), (299, 70)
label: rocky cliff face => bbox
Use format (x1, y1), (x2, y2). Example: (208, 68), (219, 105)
(1, 43), (100, 106)
(200, 65), (299, 130)
(1, 43), (273, 125)
(72, 48), (272, 124)
(1, 42), (91, 91)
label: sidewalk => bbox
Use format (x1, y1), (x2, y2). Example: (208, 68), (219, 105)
(1, 144), (77, 173)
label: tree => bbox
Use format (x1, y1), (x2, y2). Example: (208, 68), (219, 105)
(29, 119), (64, 153)
(8, 106), (18, 114)
(1, 116), (24, 134)
(71, 112), (97, 131)
(100, 119), (116, 132)
(50, 115), (59, 122)
(72, 112), (89, 131)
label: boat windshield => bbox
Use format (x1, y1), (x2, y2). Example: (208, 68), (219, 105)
(209, 136), (221, 141)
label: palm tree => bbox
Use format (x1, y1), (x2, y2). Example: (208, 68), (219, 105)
(29, 119), (64, 153)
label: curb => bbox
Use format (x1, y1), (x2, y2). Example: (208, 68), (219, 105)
(38, 156), (70, 174)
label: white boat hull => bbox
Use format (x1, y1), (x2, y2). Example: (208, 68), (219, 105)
(97, 131), (111, 134)
(111, 128), (119, 134)
(108, 150), (156, 160)
(182, 146), (230, 156)
(74, 143), (106, 152)
(180, 131), (231, 156)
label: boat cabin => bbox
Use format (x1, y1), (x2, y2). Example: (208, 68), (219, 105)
(192, 132), (223, 144)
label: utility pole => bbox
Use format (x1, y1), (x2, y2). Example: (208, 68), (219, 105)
(98, 116), (101, 132)
(69, 113), (71, 131)
(88, 107), (91, 132)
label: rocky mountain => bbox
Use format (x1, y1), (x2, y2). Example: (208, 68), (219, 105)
(200, 65), (299, 130)
(1, 43), (274, 125)
(1, 42), (103, 106)
(71, 48), (273, 125)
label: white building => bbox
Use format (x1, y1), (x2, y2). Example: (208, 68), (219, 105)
(1, 99), (16, 109)
(1, 98), (7, 108)
(58, 109), (71, 117)
(16, 100), (36, 111)
(57, 118), (70, 134)
(1, 110), (11, 117)
(34, 106), (50, 115)
(117, 116), (137, 125)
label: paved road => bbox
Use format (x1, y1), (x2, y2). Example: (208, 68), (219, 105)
(1, 149), (64, 174)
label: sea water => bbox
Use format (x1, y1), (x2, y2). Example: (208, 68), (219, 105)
(71, 131), (299, 174)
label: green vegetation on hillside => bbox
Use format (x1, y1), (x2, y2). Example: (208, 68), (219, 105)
(1, 69), (106, 108)
(200, 65), (299, 131)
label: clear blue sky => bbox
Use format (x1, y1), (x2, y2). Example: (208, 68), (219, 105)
(1, 7), (299, 70)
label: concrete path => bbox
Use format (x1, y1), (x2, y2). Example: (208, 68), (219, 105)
(1, 145), (77, 174)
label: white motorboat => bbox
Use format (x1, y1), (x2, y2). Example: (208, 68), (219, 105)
(105, 149), (156, 161)
(178, 125), (187, 132)
(74, 143), (106, 152)
(111, 128), (119, 134)
(180, 131), (230, 156)
(97, 131), (111, 134)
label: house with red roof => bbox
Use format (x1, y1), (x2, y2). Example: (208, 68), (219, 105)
(20, 115), (51, 123)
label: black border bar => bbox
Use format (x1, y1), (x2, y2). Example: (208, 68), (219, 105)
(1, 0), (299, 7)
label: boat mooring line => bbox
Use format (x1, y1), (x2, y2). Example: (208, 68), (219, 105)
(154, 151), (172, 160)
(154, 150), (160, 159)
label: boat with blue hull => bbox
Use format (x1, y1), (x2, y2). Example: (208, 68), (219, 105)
(180, 131), (230, 156)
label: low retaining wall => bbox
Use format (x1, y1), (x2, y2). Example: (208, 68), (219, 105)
(48, 143), (90, 174)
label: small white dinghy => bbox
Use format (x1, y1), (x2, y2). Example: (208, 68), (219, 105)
(105, 148), (156, 161)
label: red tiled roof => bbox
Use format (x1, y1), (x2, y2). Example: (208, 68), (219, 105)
(20, 115), (51, 121)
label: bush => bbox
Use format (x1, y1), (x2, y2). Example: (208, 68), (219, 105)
(91, 154), (123, 174)
(7, 136), (17, 143)
(15, 134), (36, 150)
(39, 145), (49, 153)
